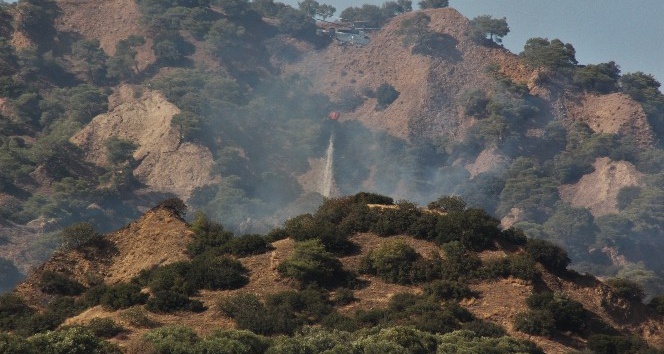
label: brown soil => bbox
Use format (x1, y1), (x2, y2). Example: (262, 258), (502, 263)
(54, 0), (156, 70)
(559, 157), (643, 217)
(286, 8), (532, 141)
(565, 93), (654, 146)
(70, 85), (219, 200)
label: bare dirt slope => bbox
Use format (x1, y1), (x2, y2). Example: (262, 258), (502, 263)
(15, 205), (193, 307)
(559, 157), (643, 216)
(54, 0), (156, 69)
(70, 85), (219, 200)
(565, 93), (654, 146)
(287, 8), (531, 140)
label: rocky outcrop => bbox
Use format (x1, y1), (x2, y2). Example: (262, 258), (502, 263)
(71, 85), (218, 200)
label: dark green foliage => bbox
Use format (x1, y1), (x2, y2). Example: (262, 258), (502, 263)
(187, 253), (249, 290)
(587, 334), (651, 354)
(71, 39), (108, 85)
(469, 15), (509, 44)
(481, 254), (537, 281)
(427, 195), (466, 212)
(384, 293), (474, 334)
(104, 137), (137, 166)
(525, 238), (570, 273)
(86, 318), (124, 338)
(606, 278), (645, 302)
(79, 284), (109, 308)
(120, 307), (159, 328)
(0, 258), (23, 293)
(146, 290), (205, 313)
(350, 192), (394, 205)
(0, 332), (37, 354)
(574, 61), (621, 93)
(146, 261), (196, 295)
(107, 35), (145, 81)
(100, 283), (148, 310)
(219, 289), (333, 335)
(220, 234), (269, 257)
(459, 89), (489, 117)
(525, 292), (587, 333)
(60, 222), (103, 249)
(423, 280), (474, 301)
(283, 213), (352, 252)
(331, 288), (356, 305)
(187, 211), (233, 256)
(30, 327), (121, 354)
(649, 296), (664, 315)
(0, 293), (35, 331)
(171, 111), (203, 142)
(461, 320), (507, 338)
(500, 227), (528, 245)
(276, 6), (315, 36)
(376, 83), (399, 107)
(513, 310), (555, 336)
(439, 242), (482, 281)
(340, 4), (388, 28)
(142, 325), (199, 354)
(39, 271), (85, 296)
(157, 198), (188, 217)
(277, 239), (348, 287)
(418, 0), (448, 9)
(520, 37), (577, 69)
(360, 240), (430, 284)
(398, 12), (433, 47)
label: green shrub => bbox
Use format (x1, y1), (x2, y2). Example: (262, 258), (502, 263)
(197, 329), (270, 354)
(79, 284), (109, 308)
(186, 212), (233, 256)
(524, 292), (587, 333)
(0, 294), (35, 331)
(513, 310), (554, 336)
(188, 254), (249, 291)
(481, 254), (537, 281)
(100, 283), (148, 310)
(525, 238), (570, 273)
(277, 239), (348, 287)
(573, 61), (620, 94)
(39, 271), (85, 296)
(606, 278), (645, 302)
(459, 89), (489, 117)
(520, 37), (577, 69)
(376, 83), (399, 107)
(146, 262), (196, 295)
(360, 240), (421, 284)
(30, 327), (121, 354)
(0, 332), (37, 354)
(332, 288), (356, 305)
(218, 293), (274, 335)
(649, 296), (664, 315)
(423, 280), (474, 301)
(461, 320), (507, 337)
(145, 291), (205, 313)
(221, 234), (269, 257)
(143, 325), (199, 354)
(587, 334), (649, 354)
(86, 318), (124, 338)
(120, 307), (159, 328)
(59, 222), (103, 250)
(350, 192), (394, 205)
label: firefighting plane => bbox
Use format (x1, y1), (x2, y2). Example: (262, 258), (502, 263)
(316, 19), (376, 46)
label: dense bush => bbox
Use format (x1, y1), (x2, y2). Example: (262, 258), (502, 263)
(219, 289), (333, 336)
(376, 83), (399, 107)
(573, 61), (621, 93)
(145, 290), (205, 313)
(520, 37), (577, 69)
(649, 295), (664, 315)
(220, 234), (269, 257)
(481, 254), (537, 281)
(30, 327), (121, 354)
(586, 334), (651, 354)
(188, 254), (249, 291)
(187, 212), (233, 256)
(525, 238), (570, 273)
(606, 278), (646, 302)
(513, 310), (554, 336)
(100, 283), (148, 310)
(59, 222), (103, 250)
(525, 292), (587, 333)
(120, 307), (159, 329)
(86, 318), (124, 338)
(0, 293), (34, 331)
(423, 280), (474, 301)
(277, 239), (348, 287)
(39, 271), (85, 296)
(360, 240), (445, 285)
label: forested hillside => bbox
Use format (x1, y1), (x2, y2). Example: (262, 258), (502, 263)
(0, 0), (663, 331)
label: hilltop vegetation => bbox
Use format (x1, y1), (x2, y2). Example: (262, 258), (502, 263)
(2, 194), (664, 353)
(0, 0), (663, 341)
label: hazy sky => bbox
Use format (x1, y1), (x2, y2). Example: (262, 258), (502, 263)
(283, 0), (664, 85)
